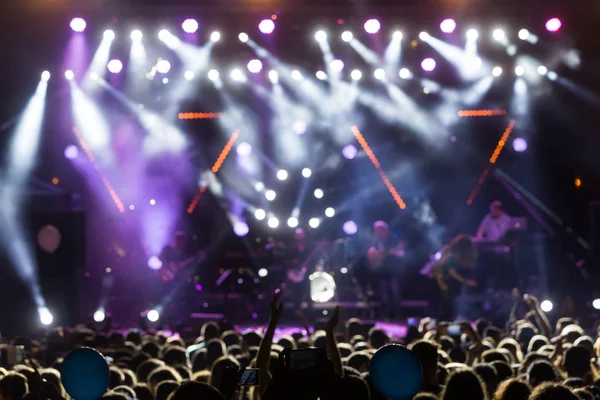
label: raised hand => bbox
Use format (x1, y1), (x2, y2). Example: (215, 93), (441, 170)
(523, 294), (539, 309)
(270, 291), (284, 324)
(325, 306), (341, 333)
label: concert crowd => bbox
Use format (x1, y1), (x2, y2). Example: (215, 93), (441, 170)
(0, 288), (598, 400)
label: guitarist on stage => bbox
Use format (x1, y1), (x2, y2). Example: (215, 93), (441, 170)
(366, 221), (405, 320)
(159, 231), (204, 282)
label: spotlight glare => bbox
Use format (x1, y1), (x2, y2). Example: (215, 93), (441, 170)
(158, 29), (170, 41)
(233, 221), (249, 237)
(330, 59), (344, 73)
(65, 70), (74, 80)
(255, 209), (266, 220)
(419, 31), (430, 40)
(107, 59), (123, 74)
(182, 18), (199, 34)
(537, 65), (548, 75)
(268, 70), (279, 84)
(265, 190), (277, 201)
(515, 65), (525, 76)
(254, 182), (265, 192)
(302, 168), (312, 178)
(210, 31), (221, 42)
(325, 207), (335, 218)
(342, 144), (358, 160)
(156, 59), (171, 74)
(90, 72), (99, 81)
(314, 188), (324, 199)
(184, 70), (194, 80)
(287, 217), (299, 228)
(492, 66), (503, 77)
(231, 68), (245, 82)
(147, 309), (160, 322)
(341, 31), (353, 42)
(277, 169), (288, 181)
(518, 29), (530, 40)
(593, 299), (600, 310)
(247, 59), (263, 74)
(131, 29), (143, 41)
(236, 141), (252, 156)
(343, 220), (358, 235)
(512, 137), (528, 152)
(340, 267), (348, 274)
(93, 310), (106, 323)
(421, 58), (436, 72)
(103, 30), (115, 40)
(148, 256), (163, 270)
(492, 28), (506, 42)
(399, 68), (410, 79)
(351, 69), (362, 81)
(316, 70), (327, 80)
(258, 268), (269, 277)
(540, 300), (553, 312)
(293, 120), (307, 134)
(440, 18), (457, 33)
(466, 29), (479, 40)
(309, 218), (320, 228)
(364, 19), (381, 34)
(39, 308), (54, 326)
(547, 71), (558, 81)
(162, 78), (168, 84)
(239, 32), (249, 42)
(546, 18), (562, 32)
(291, 70), (302, 81)
(374, 68), (385, 80)
(70, 17), (87, 32)
(393, 31), (403, 40)
(41, 71), (50, 81)
(64, 145), (79, 160)
(208, 69), (219, 81)
(315, 30), (327, 42)
(267, 217), (279, 228)
(259, 19), (276, 34)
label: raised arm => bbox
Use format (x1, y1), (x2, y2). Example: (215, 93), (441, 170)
(325, 306), (343, 377)
(257, 292), (283, 396)
(524, 294), (553, 337)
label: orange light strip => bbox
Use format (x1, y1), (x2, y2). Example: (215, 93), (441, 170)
(72, 127), (125, 213)
(466, 119), (516, 205)
(187, 129), (240, 214)
(178, 112), (225, 120)
(351, 126), (406, 210)
(458, 110), (507, 117)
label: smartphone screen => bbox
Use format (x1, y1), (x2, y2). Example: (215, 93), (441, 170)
(427, 319), (437, 330)
(448, 324), (461, 336)
(287, 348), (326, 371)
(238, 368), (259, 386)
(15, 346), (24, 365)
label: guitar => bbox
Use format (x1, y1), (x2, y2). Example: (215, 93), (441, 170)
(367, 245), (405, 271)
(287, 241), (330, 283)
(158, 251), (205, 282)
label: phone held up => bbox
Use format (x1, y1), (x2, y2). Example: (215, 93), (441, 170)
(281, 348), (328, 372)
(238, 368), (260, 387)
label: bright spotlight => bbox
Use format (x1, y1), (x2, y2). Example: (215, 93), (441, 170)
(374, 68), (385, 80)
(342, 144), (358, 159)
(341, 31), (353, 42)
(162, 78), (169, 84)
(466, 29), (479, 40)
(302, 168), (312, 178)
(236, 141), (252, 156)
(268, 70), (279, 84)
(393, 31), (403, 40)
(537, 65), (548, 75)
(545, 18), (562, 32)
(325, 207), (335, 217)
(314, 188), (324, 199)
(309, 218), (320, 228)
(41, 71), (50, 81)
(343, 220), (358, 235)
(70, 17), (87, 32)
(330, 59), (344, 73)
(421, 58), (436, 72)
(247, 59), (263, 74)
(182, 18), (199, 34)
(131, 29), (143, 41)
(316, 70), (327, 80)
(90, 72), (99, 81)
(158, 29), (170, 41)
(512, 137), (528, 152)
(208, 69), (220, 81)
(440, 18), (457, 33)
(254, 182), (265, 192)
(399, 68), (411, 79)
(518, 29), (530, 40)
(293, 120), (307, 134)
(540, 300), (553, 312)
(315, 30), (327, 42)
(492, 28), (506, 42)
(547, 71), (558, 81)
(149, 199), (156, 205)
(593, 299), (600, 310)
(515, 65), (525, 76)
(419, 31), (430, 41)
(291, 70), (303, 81)
(39, 308), (54, 326)
(265, 190), (277, 201)
(156, 59), (171, 74)
(277, 169), (288, 181)
(287, 217), (299, 228)
(64, 145), (79, 160)
(267, 217), (279, 228)
(351, 69), (362, 81)
(255, 209), (266, 220)
(231, 68), (245, 82)
(103, 30), (115, 40)
(233, 221), (249, 237)
(259, 19), (276, 34)
(184, 70), (195, 80)
(147, 309), (160, 322)
(492, 66), (503, 77)
(107, 59), (123, 74)
(364, 19), (381, 34)
(340, 267), (348, 274)
(93, 309), (106, 323)
(239, 32), (249, 43)
(258, 268), (268, 277)
(148, 256), (163, 270)
(65, 70), (74, 80)
(210, 31), (221, 42)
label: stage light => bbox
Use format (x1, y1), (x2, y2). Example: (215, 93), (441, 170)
(330, 59), (344, 73)
(208, 69), (219, 81)
(162, 78), (169, 84)
(343, 221), (358, 235)
(107, 59), (123, 74)
(239, 32), (249, 42)
(492, 29), (506, 42)
(265, 190), (276, 201)
(149, 199), (156, 205)
(314, 188), (324, 199)
(575, 178), (582, 188)
(316, 70), (327, 80)
(399, 68), (410, 79)
(291, 70), (302, 81)
(374, 68), (385, 80)
(233, 221), (249, 237)
(148, 256), (163, 270)
(103, 30), (115, 40)
(64, 145), (79, 160)
(287, 217), (299, 228)
(65, 70), (74, 80)
(364, 19), (381, 34)
(184, 71), (194, 80)
(258, 268), (268, 277)
(593, 299), (600, 310)
(156, 59), (171, 74)
(547, 71), (557, 81)
(128, 205), (135, 211)
(466, 29), (479, 40)
(440, 18), (456, 33)
(231, 68), (245, 82)
(259, 19), (275, 34)
(93, 309), (105, 323)
(39, 308), (53, 326)
(340, 267), (348, 274)
(315, 30), (327, 42)
(90, 72), (99, 81)
(537, 65), (548, 75)
(254, 182), (265, 192)
(247, 59), (263, 74)
(309, 218), (320, 228)
(342, 144), (358, 159)
(351, 69), (362, 81)
(182, 18), (199, 34)
(515, 65), (524, 76)
(41, 71), (50, 81)
(268, 70), (279, 84)
(518, 29), (530, 40)
(393, 31), (403, 40)
(255, 209), (266, 220)
(341, 31), (353, 42)
(131, 29), (143, 41)
(277, 169), (288, 180)
(421, 58), (436, 72)
(293, 120), (307, 134)
(492, 66), (503, 77)
(302, 168), (312, 178)
(268, 217), (279, 228)
(70, 17), (86, 32)
(236, 141), (252, 156)
(325, 207), (335, 217)
(147, 309), (160, 322)
(158, 29), (170, 41)
(540, 300), (553, 312)
(512, 137), (528, 152)
(210, 31), (221, 42)
(419, 31), (430, 41)
(546, 18), (562, 32)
